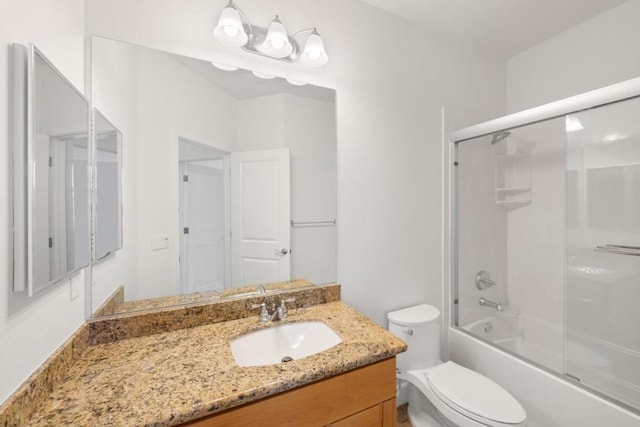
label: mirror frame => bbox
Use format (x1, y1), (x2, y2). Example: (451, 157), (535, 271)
(12, 43), (91, 297)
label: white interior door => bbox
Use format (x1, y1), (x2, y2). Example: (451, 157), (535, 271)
(230, 148), (290, 286)
(180, 163), (225, 293)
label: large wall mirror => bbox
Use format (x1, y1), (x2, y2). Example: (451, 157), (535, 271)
(90, 36), (337, 317)
(12, 44), (90, 296)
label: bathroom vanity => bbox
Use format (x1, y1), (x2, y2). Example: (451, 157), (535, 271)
(185, 359), (397, 427)
(0, 287), (406, 426)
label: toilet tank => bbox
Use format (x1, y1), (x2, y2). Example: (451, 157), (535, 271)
(387, 304), (441, 372)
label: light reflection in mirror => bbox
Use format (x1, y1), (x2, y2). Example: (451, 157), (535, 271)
(90, 36), (336, 317)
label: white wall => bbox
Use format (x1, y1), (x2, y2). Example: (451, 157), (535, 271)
(85, 0), (506, 326)
(237, 95), (285, 151)
(284, 95), (337, 284)
(507, 0), (640, 113)
(0, 0), (86, 403)
(90, 37), (139, 310)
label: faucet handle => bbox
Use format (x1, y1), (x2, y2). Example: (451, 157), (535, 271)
(251, 302), (270, 322)
(278, 298), (296, 319)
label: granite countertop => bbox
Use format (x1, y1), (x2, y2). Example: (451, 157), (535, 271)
(27, 302), (406, 426)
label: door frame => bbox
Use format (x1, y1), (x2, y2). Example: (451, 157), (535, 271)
(177, 137), (230, 293)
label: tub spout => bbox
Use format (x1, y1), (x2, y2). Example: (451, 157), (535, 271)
(479, 297), (503, 312)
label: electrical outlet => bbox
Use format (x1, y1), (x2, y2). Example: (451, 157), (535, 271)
(151, 234), (170, 251)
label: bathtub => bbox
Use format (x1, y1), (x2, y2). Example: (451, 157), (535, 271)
(451, 314), (640, 426)
(462, 313), (563, 372)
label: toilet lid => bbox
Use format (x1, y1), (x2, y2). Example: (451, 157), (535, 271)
(426, 362), (526, 425)
(387, 304), (440, 326)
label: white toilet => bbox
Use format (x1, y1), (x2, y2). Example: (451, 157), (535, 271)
(388, 304), (527, 427)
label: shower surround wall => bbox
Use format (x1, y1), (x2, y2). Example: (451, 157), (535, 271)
(456, 137), (508, 327)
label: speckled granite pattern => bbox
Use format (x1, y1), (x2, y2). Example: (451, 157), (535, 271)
(117, 288), (223, 314)
(92, 285), (125, 317)
(26, 302), (406, 426)
(219, 278), (313, 297)
(99, 279), (316, 317)
(88, 284), (341, 345)
(0, 324), (89, 427)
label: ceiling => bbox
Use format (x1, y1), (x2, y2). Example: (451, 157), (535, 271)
(358, 0), (629, 58)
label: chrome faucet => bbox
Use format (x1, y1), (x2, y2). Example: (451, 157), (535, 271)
(479, 297), (503, 312)
(251, 298), (296, 322)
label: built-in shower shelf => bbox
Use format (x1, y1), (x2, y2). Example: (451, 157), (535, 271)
(495, 200), (530, 210)
(494, 136), (534, 211)
(496, 187), (530, 194)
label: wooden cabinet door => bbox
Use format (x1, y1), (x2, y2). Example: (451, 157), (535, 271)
(328, 398), (396, 427)
(328, 404), (382, 427)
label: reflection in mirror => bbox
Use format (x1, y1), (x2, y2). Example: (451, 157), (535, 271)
(178, 139), (228, 293)
(93, 109), (122, 261)
(12, 44), (90, 296)
(90, 36), (337, 317)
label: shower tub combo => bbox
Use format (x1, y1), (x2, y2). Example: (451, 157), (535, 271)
(447, 76), (640, 425)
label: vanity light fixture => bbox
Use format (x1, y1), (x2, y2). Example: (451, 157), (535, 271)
(213, 0), (329, 67)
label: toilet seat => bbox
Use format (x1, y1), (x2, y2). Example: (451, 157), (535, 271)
(403, 362), (527, 427)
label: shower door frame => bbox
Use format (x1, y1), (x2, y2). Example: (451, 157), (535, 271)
(445, 76), (640, 415)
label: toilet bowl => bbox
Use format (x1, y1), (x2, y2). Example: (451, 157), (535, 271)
(388, 304), (527, 427)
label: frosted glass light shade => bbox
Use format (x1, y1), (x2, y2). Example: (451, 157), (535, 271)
(252, 70), (276, 79)
(286, 78), (307, 86)
(211, 62), (239, 71)
(214, 5), (248, 47)
(260, 16), (293, 58)
(300, 30), (328, 67)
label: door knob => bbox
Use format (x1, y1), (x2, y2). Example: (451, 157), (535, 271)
(274, 248), (289, 256)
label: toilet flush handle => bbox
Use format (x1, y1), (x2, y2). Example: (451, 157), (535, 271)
(402, 329), (414, 336)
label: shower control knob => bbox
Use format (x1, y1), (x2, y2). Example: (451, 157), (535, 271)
(476, 270), (496, 290)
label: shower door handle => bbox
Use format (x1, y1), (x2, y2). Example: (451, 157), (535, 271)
(594, 244), (640, 256)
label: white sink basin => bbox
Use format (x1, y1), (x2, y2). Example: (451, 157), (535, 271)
(230, 321), (342, 367)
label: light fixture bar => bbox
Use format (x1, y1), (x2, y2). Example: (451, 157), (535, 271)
(213, 2), (328, 67)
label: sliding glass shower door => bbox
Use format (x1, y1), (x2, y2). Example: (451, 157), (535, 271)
(453, 88), (640, 413)
(565, 95), (640, 410)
